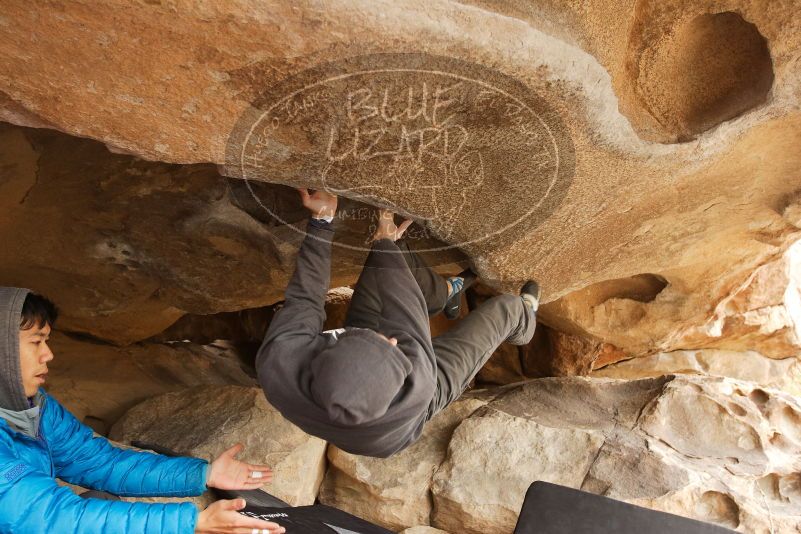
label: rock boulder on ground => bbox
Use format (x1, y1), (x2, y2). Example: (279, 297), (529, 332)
(45, 331), (255, 434)
(109, 386), (327, 506)
(594, 348), (801, 396)
(426, 376), (801, 533)
(319, 398), (487, 531)
(314, 375), (801, 532)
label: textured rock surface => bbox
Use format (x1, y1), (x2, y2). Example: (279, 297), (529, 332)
(432, 407), (605, 531)
(312, 376), (801, 532)
(44, 331), (254, 434)
(667, 242), (801, 358)
(0, 1), (800, 361)
(2, 4), (801, 530)
(109, 386), (327, 506)
(594, 349), (801, 396)
(428, 376), (801, 533)
(319, 398), (487, 530)
(0, 124), (463, 344)
(539, 238), (801, 363)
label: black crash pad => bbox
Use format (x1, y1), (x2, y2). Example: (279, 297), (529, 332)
(515, 481), (737, 534)
(239, 503), (393, 534)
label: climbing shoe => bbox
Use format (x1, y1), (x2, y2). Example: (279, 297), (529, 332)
(520, 280), (541, 315)
(444, 268), (478, 320)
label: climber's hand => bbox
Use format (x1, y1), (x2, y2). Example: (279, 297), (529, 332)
(207, 443), (272, 491)
(195, 499), (284, 533)
(297, 188), (337, 219)
(370, 209), (413, 242)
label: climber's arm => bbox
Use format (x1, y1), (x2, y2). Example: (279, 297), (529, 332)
(259, 188), (337, 348)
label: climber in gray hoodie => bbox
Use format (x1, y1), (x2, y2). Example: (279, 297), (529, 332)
(257, 189), (540, 458)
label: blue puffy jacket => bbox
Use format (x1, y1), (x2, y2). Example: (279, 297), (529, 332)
(0, 391), (208, 533)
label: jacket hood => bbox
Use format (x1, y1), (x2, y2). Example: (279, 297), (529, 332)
(309, 328), (412, 426)
(0, 287), (30, 412)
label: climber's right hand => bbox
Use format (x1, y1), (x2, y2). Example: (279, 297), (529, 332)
(195, 498), (285, 534)
(297, 187), (337, 219)
(370, 209), (413, 242)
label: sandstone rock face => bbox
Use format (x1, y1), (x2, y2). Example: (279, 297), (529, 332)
(435, 377), (801, 533)
(540, 240), (801, 364)
(0, 123), (464, 344)
(667, 241), (801, 358)
(317, 376), (801, 533)
(319, 398), (487, 531)
(594, 349), (801, 396)
(1, 1), (800, 361)
(44, 331), (255, 434)
(109, 386), (327, 506)
(432, 407), (605, 531)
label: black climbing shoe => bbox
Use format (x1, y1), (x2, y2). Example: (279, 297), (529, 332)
(444, 268), (478, 320)
(520, 280), (541, 314)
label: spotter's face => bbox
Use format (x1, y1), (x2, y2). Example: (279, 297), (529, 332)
(18, 323), (53, 398)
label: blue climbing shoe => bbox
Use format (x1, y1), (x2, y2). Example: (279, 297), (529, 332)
(444, 269), (478, 320)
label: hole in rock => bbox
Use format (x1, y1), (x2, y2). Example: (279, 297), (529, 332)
(749, 388), (769, 406)
(778, 473), (801, 503)
(757, 474), (783, 502)
(727, 402), (747, 417)
(696, 491), (740, 528)
(572, 273), (669, 306)
(633, 11), (773, 142)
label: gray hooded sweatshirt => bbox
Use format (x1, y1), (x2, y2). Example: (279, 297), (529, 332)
(256, 220), (436, 458)
(0, 287), (43, 439)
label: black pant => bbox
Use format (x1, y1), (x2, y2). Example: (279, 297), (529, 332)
(345, 238), (537, 419)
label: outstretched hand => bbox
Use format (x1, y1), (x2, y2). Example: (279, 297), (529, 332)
(370, 209), (413, 242)
(297, 188), (337, 219)
(195, 498), (284, 534)
(207, 443), (273, 491)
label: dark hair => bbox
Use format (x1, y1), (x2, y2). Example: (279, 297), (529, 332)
(19, 292), (59, 330)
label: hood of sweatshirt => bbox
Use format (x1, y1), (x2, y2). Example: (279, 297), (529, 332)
(309, 327), (412, 426)
(0, 286), (42, 438)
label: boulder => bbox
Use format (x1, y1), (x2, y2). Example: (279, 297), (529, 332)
(109, 386), (327, 506)
(666, 242), (801, 358)
(540, 240), (801, 366)
(319, 398), (487, 531)
(431, 407), (605, 532)
(425, 376), (801, 533)
(0, 2), (800, 365)
(0, 124), (465, 344)
(45, 331), (255, 434)
(594, 349), (801, 396)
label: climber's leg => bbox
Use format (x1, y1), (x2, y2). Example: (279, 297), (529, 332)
(426, 292), (537, 418)
(395, 238), (450, 316)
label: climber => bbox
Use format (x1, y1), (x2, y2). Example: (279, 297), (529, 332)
(256, 189), (540, 458)
(0, 287), (285, 534)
